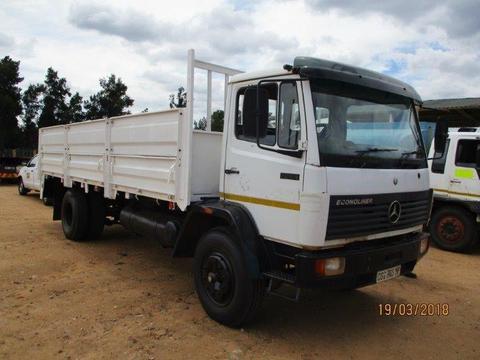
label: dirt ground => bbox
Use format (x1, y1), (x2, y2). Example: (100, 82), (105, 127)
(0, 184), (479, 360)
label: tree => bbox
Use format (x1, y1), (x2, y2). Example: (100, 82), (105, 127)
(194, 117), (207, 130)
(211, 110), (224, 132)
(21, 83), (45, 149)
(37, 67), (71, 128)
(84, 74), (134, 119)
(67, 92), (84, 123)
(169, 87), (186, 108)
(0, 56), (23, 150)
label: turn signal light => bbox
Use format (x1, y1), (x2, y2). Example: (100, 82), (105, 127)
(420, 235), (429, 255)
(315, 257), (345, 276)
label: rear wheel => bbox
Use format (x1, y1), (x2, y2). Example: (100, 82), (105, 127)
(430, 206), (477, 253)
(87, 192), (105, 239)
(18, 178), (29, 195)
(61, 189), (89, 241)
(193, 227), (265, 327)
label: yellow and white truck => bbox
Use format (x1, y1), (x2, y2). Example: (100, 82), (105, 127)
(428, 128), (480, 252)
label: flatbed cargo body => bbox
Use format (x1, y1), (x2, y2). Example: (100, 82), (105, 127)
(39, 109), (222, 210)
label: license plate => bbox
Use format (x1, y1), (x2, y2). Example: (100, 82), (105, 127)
(376, 265), (401, 283)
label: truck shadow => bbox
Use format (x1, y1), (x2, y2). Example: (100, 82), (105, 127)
(91, 227), (409, 337)
(252, 287), (405, 337)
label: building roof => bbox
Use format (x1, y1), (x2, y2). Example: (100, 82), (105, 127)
(419, 97), (480, 127)
(422, 97), (480, 110)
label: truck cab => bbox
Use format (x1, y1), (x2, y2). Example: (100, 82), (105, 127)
(428, 128), (480, 251)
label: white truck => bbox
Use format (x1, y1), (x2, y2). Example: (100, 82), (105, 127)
(38, 50), (439, 327)
(428, 127), (480, 252)
(17, 154), (53, 205)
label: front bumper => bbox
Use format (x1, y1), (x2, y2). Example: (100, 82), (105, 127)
(294, 232), (428, 289)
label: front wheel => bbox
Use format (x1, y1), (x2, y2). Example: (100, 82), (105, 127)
(430, 206), (477, 253)
(18, 178), (29, 195)
(42, 196), (53, 206)
(193, 228), (265, 327)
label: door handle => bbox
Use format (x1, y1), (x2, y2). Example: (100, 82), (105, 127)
(225, 168), (240, 175)
(450, 179), (461, 184)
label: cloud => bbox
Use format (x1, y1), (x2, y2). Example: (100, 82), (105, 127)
(305, 0), (480, 39)
(69, 3), (169, 42)
(1, 0), (480, 116)
(0, 32), (14, 49)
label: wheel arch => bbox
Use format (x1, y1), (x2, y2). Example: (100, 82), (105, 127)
(173, 201), (267, 278)
(432, 198), (478, 218)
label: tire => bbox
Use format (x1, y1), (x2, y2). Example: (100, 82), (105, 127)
(61, 189), (89, 241)
(18, 178), (29, 195)
(42, 196), (53, 206)
(86, 192), (105, 239)
(193, 227), (265, 327)
(430, 206), (477, 253)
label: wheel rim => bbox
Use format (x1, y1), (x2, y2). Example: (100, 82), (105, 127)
(19, 180), (24, 192)
(436, 216), (465, 243)
(201, 252), (234, 307)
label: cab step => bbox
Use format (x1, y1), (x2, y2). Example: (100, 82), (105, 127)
(263, 271), (300, 302)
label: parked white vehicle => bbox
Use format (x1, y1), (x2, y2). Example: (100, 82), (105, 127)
(428, 128), (480, 252)
(38, 50), (439, 326)
(17, 155), (51, 205)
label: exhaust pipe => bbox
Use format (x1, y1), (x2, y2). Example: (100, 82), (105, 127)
(120, 205), (178, 247)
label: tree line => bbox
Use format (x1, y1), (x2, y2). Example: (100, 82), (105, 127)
(169, 86), (224, 132)
(0, 56), (134, 151)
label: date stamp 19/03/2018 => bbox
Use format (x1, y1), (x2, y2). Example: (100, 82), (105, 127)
(378, 303), (449, 316)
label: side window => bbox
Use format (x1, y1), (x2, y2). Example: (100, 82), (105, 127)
(278, 82), (300, 149)
(235, 84), (277, 146)
(455, 139), (480, 167)
(432, 139), (450, 174)
(235, 88), (245, 138)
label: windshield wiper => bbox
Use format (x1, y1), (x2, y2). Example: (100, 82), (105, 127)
(398, 149), (425, 168)
(355, 147), (398, 154)
(401, 149), (424, 157)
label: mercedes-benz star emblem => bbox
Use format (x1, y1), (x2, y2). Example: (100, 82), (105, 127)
(388, 201), (401, 224)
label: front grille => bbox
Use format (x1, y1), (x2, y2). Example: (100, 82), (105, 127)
(326, 190), (432, 240)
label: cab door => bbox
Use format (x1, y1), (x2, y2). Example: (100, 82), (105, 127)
(223, 80), (306, 245)
(24, 155), (38, 189)
(448, 137), (480, 197)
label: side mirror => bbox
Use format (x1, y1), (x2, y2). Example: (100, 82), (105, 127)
(243, 87), (269, 139)
(476, 144), (480, 168)
(434, 118), (448, 155)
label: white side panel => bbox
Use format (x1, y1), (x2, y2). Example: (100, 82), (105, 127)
(191, 131), (222, 199)
(67, 120), (105, 184)
(40, 125), (65, 177)
(109, 111), (180, 202)
(39, 109), (191, 210)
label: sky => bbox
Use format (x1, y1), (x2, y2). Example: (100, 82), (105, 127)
(1, 0), (479, 120)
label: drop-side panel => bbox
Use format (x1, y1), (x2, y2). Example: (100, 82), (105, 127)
(39, 109), (190, 209)
(109, 111), (180, 202)
(39, 125), (65, 177)
(67, 120), (105, 184)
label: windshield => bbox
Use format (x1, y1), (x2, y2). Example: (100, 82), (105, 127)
(311, 80), (426, 169)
